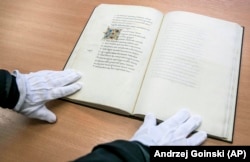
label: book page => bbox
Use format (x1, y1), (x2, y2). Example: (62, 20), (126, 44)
(134, 11), (243, 141)
(64, 4), (163, 113)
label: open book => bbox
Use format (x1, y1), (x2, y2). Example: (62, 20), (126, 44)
(64, 4), (244, 142)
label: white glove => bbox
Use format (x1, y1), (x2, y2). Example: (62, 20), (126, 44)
(131, 109), (207, 146)
(13, 69), (82, 123)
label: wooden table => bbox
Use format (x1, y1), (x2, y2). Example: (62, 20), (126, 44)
(1, 0), (250, 161)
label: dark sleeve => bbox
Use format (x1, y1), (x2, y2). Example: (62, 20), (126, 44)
(73, 140), (149, 162)
(0, 69), (20, 109)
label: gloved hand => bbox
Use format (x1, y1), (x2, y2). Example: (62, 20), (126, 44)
(13, 69), (82, 123)
(131, 109), (207, 146)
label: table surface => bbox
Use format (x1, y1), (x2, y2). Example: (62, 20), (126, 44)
(1, 0), (250, 161)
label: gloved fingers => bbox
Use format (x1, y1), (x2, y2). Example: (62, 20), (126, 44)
(174, 115), (202, 138)
(158, 109), (190, 130)
(141, 113), (157, 128)
(186, 131), (207, 146)
(159, 130), (207, 146)
(27, 105), (57, 123)
(25, 70), (82, 88)
(44, 69), (82, 87)
(46, 82), (82, 100)
(132, 114), (157, 136)
(130, 114), (157, 144)
(53, 69), (82, 87)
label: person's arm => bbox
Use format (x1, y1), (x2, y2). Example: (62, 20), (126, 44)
(0, 69), (82, 123)
(73, 109), (207, 162)
(0, 69), (20, 109)
(74, 140), (149, 162)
